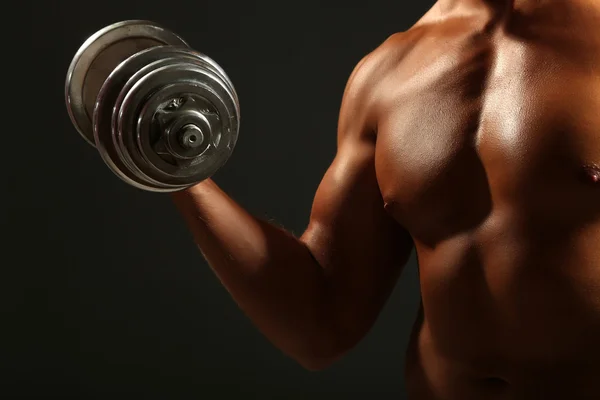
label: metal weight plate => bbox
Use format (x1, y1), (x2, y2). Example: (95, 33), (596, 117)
(94, 48), (191, 191)
(121, 65), (239, 186)
(117, 59), (239, 190)
(65, 20), (189, 147)
(94, 46), (240, 192)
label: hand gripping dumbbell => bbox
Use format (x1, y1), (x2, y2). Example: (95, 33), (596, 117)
(65, 20), (240, 192)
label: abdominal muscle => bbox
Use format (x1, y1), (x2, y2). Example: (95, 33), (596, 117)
(402, 210), (600, 400)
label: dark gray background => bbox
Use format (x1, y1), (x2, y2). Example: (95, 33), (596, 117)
(13, 1), (434, 398)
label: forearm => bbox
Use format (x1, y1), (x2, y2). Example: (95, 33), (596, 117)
(171, 179), (338, 368)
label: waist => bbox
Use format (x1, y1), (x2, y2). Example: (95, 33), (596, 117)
(406, 316), (600, 400)
(414, 223), (600, 369)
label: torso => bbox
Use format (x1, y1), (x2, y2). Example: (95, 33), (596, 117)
(372, 1), (600, 398)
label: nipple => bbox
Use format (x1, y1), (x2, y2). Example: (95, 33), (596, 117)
(582, 164), (600, 184)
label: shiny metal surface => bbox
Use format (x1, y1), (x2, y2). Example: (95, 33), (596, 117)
(65, 21), (240, 192)
(65, 20), (188, 146)
(118, 60), (239, 188)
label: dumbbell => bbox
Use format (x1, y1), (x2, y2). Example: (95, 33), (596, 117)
(65, 20), (240, 192)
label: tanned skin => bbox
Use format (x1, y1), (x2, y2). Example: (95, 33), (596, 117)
(171, 0), (600, 398)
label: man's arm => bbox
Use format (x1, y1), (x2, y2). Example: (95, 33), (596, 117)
(171, 43), (413, 370)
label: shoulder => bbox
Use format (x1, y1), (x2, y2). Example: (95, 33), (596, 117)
(338, 32), (412, 136)
(346, 32), (409, 93)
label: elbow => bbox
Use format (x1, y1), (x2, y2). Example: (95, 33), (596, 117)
(295, 353), (341, 372)
(292, 317), (375, 371)
(289, 332), (357, 372)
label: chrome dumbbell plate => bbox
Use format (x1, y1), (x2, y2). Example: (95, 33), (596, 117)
(65, 20), (240, 192)
(66, 20), (189, 147)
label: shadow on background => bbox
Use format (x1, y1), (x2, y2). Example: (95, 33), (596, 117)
(12, 1), (434, 398)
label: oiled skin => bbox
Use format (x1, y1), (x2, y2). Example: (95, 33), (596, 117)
(172, 0), (600, 399)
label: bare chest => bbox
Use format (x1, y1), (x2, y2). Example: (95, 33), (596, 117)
(374, 26), (600, 243)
